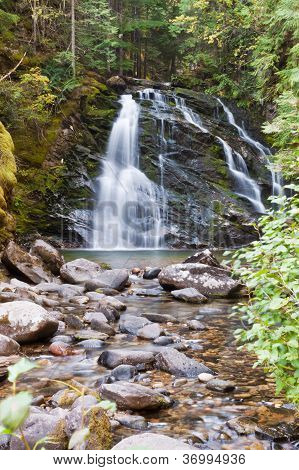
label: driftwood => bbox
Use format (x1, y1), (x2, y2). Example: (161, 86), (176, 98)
(0, 52), (27, 83)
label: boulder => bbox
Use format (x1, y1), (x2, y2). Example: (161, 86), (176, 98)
(2, 241), (51, 284)
(30, 239), (64, 275)
(0, 334), (20, 355)
(60, 258), (102, 284)
(86, 269), (129, 292)
(159, 263), (242, 297)
(106, 75), (126, 92)
(100, 382), (172, 410)
(98, 349), (155, 369)
(112, 433), (194, 450)
(0, 301), (58, 343)
(119, 314), (151, 335)
(143, 267), (161, 280)
(171, 287), (208, 303)
(137, 323), (162, 340)
(101, 296), (126, 311)
(183, 249), (222, 268)
(155, 348), (214, 377)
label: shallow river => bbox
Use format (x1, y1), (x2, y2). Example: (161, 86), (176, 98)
(3, 250), (290, 450)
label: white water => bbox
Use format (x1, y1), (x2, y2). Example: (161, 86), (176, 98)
(174, 95), (265, 212)
(217, 98), (283, 196)
(93, 94), (164, 249)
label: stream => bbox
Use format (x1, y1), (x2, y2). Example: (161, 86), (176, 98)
(1, 250), (292, 450)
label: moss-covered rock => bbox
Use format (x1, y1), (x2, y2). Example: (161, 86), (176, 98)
(12, 75), (118, 245)
(0, 121), (16, 246)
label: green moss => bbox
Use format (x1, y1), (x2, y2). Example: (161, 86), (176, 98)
(85, 407), (112, 450)
(0, 121), (16, 245)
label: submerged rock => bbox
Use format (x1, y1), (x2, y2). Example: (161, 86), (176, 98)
(100, 382), (172, 410)
(30, 239), (64, 275)
(206, 379), (236, 392)
(114, 413), (148, 430)
(155, 348), (214, 377)
(98, 349), (155, 369)
(187, 320), (206, 331)
(171, 287), (208, 303)
(0, 301), (58, 343)
(140, 312), (177, 323)
(112, 433), (194, 450)
(2, 241), (51, 284)
(110, 364), (137, 381)
(159, 263), (242, 297)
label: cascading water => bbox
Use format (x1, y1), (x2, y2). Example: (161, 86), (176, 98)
(175, 95), (265, 212)
(93, 94), (165, 249)
(217, 98), (283, 196)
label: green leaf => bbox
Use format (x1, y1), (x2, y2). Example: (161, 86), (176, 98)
(97, 400), (117, 413)
(68, 428), (90, 450)
(0, 391), (32, 432)
(7, 358), (37, 384)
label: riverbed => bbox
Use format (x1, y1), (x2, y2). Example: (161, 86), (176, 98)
(1, 250), (292, 450)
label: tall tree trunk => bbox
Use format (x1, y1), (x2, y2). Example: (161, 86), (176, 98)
(71, 0), (76, 77)
(32, 0), (38, 53)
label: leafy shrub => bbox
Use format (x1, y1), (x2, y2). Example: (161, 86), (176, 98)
(228, 189), (299, 404)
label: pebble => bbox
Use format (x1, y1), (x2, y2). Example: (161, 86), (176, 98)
(198, 373), (214, 383)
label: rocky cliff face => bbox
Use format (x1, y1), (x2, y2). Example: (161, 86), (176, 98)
(0, 122), (16, 248)
(136, 87), (272, 248)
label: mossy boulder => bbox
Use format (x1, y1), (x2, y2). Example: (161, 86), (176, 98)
(0, 121), (16, 246)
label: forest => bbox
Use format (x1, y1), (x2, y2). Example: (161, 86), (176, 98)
(0, 0), (298, 453)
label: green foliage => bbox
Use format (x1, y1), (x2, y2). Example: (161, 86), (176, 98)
(68, 428), (90, 450)
(0, 392), (32, 434)
(7, 358), (37, 385)
(228, 190), (299, 403)
(0, 67), (56, 130)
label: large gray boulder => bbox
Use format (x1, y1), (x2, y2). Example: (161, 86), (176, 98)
(30, 239), (64, 275)
(86, 269), (129, 292)
(112, 433), (194, 450)
(155, 348), (214, 377)
(2, 241), (51, 284)
(98, 349), (155, 369)
(100, 382), (172, 410)
(60, 259), (102, 284)
(0, 301), (58, 343)
(159, 263), (241, 297)
(0, 334), (20, 355)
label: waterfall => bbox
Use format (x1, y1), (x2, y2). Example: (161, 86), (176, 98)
(175, 95), (265, 212)
(93, 94), (164, 249)
(217, 98), (283, 196)
(217, 138), (266, 213)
